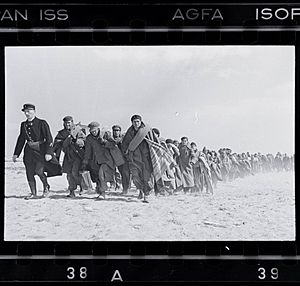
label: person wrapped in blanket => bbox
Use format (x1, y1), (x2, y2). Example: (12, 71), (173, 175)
(165, 138), (183, 193)
(190, 142), (213, 194)
(121, 115), (174, 203)
(151, 128), (177, 196)
(81, 121), (116, 200)
(53, 116), (86, 198)
(102, 125), (130, 194)
(178, 137), (195, 194)
(206, 150), (223, 189)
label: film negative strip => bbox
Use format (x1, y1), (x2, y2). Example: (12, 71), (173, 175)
(0, 0), (298, 283)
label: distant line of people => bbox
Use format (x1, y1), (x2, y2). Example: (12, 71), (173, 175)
(12, 104), (295, 202)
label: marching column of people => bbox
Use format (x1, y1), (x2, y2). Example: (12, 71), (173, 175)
(12, 104), (295, 201)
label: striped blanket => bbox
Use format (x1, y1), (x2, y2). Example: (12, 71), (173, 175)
(124, 123), (175, 184)
(145, 138), (175, 183)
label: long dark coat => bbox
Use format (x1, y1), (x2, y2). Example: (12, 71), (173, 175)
(53, 126), (86, 174)
(121, 123), (154, 193)
(82, 133), (115, 182)
(13, 117), (62, 177)
(178, 143), (194, 188)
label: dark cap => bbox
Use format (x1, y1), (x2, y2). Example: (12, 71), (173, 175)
(166, 139), (174, 144)
(181, 136), (188, 141)
(152, 128), (160, 136)
(63, 116), (73, 122)
(131, 114), (142, 122)
(112, 125), (121, 131)
(88, 121), (100, 130)
(21, 104), (35, 112)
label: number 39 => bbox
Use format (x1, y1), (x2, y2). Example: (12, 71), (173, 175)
(67, 267), (87, 280)
(258, 267), (278, 280)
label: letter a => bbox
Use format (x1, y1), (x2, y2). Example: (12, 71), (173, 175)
(172, 8), (185, 20)
(111, 270), (123, 282)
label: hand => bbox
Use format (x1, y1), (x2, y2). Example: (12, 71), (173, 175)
(12, 155), (18, 163)
(45, 154), (52, 162)
(76, 139), (84, 148)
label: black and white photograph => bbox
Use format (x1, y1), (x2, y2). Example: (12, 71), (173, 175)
(4, 45), (295, 241)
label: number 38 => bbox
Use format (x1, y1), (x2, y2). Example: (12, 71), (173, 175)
(67, 267), (87, 280)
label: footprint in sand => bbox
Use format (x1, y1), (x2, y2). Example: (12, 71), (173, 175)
(35, 218), (50, 223)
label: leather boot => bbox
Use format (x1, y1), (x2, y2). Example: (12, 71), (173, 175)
(142, 192), (149, 203)
(40, 176), (50, 197)
(25, 181), (38, 200)
(137, 190), (143, 199)
(121, 188), (128, 195)
(96, 187), (105, 200)
(67, 189), (76, 198)
(42, 183), (50, 197)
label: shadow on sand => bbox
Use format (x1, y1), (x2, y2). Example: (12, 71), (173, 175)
(48, 194), (95, 200)
(5, 195), (32, 199)
(5, 189), (140, 202)
(5, 195), (47, 200)
(102, 197), (139, 203)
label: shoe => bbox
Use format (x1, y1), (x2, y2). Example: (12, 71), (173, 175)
(43, 184), (50, 197)
(121, 189), (128, 195)
(24, 194), (38, 200)
(28, 181), (37, 198)
(96, 195), (105, 200)
(67, 190), (76, 198)
(166, 189), (174, 195)
(137, 190), (143, 199)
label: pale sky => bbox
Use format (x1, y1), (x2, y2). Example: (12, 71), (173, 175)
(5, 46), (295, 158)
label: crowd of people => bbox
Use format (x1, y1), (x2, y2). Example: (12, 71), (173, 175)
(12, 104), (295, 203)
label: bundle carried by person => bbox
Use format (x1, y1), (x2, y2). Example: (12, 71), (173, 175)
(125, 123), (175, 184)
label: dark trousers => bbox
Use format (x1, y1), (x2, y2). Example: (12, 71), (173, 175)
(67, 158), (82, 191)
(118, 162), (130, 191)
(23, 146), (48, 188)
(129, 162), (153, 195)
(98, 163), (115, 195)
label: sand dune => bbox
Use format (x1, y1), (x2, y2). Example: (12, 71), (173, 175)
(4, 161), (295, 241)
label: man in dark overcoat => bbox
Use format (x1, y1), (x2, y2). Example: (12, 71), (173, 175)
(104, 125), (130, 194)
(81, 122), (115, 200)
(178, 136), (195, 193)
(121, 115), (155, 202)
(12, 104), (62, 199)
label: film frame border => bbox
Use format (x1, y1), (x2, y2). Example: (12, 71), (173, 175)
(0, 1), (298, 264)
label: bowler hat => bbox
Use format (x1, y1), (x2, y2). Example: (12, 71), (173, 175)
(21, 103), (35, 112)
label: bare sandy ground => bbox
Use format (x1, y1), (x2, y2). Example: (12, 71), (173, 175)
(4, 161), (295, 241)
